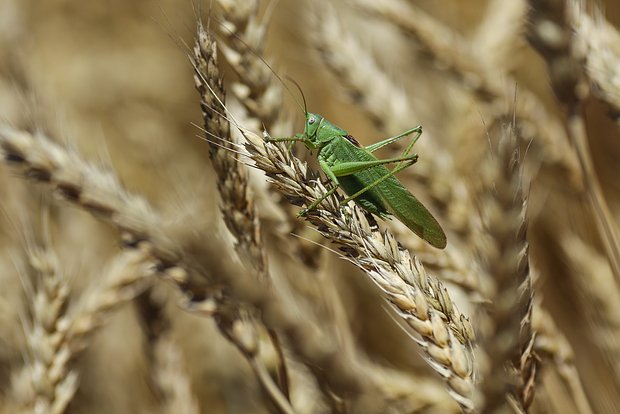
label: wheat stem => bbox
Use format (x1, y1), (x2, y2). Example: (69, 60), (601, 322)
(152, 335), (201, 414)
(559, 233), (620, 392)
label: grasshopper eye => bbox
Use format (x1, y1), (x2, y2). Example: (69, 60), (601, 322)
(308, 117), (316, 125)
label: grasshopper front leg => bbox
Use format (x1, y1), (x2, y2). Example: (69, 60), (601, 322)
(298, 159), (342, 217)
(264, 133), (305, 143)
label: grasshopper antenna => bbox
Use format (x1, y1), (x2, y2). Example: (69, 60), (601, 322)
(285, 76), (308, 117)
(209, 12), (307, 116)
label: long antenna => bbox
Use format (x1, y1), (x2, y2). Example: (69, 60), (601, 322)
(285, 76), (308, 116)
(209, 12), (306, 115)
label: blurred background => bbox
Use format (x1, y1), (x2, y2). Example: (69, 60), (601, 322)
(0, 0), (619, 413)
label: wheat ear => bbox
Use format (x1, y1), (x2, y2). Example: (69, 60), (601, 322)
(216, 0), (288, 133)
(192, 20), (268, 280)
(11, 247), (152, 414)
(204, 13), (396, 406)
(473, 0), (528, 69)
(215, 1), (330, 269)
(308, 0), (446, 204)
(0, 125), (392, 411)
(570, 3), (620, 121)
(65, 250), (154, 353)
(352, 0), (581, 188)
(310, 1), (478, 297)
(527, 0), (620, 288)
(310, 1), (419, 136)
(0, 126), (215, 295)
(475, 121), (535, 411)
(12, 245), (76, 414)
(0, 125), (296, 413)
(245, 132), (475, 411)
(192, 21), (295, 408)
(397, 235), (481, 294)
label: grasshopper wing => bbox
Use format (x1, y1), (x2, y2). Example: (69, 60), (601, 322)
(378, 176), (447, 249)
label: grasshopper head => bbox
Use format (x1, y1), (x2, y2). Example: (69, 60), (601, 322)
(298, 112), (348, 150)
(303, 112), (323, 149)
(303, 112), (346, 149)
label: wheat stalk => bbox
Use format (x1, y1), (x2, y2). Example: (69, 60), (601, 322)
(152, 335), (200, 414)
(133, 286), (192, 412)
(533, 304), (594, 414)
(244, 130), (476, 411)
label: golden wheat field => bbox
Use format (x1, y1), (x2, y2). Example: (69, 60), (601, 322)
(0, 0), (619, 413)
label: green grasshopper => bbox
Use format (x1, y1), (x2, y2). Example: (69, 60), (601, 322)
(198, 23), (445, 248)
(266, 112), (447, 249)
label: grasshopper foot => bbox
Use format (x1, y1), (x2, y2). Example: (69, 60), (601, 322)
(298, 208), (309, 217)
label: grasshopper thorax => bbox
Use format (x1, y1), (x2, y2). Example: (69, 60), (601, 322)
(303, 113), (348, 150)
